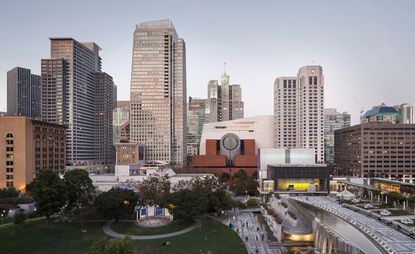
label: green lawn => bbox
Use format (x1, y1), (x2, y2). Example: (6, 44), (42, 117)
(111, 219), (194, 235)
(0, 221), (105, 254)
(0, 219), (246, 254)
(132, 220), (247, 254)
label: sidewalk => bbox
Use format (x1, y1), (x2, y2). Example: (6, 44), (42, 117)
(102, 219), (200, 240)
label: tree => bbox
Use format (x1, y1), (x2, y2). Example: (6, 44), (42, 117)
(232, 170), (247, 182)
(231, 175), (258, 196)
(88, 236), (139, 254)
(166, 189), (207, 219)
(207, 188), (233, 213)
(0, 187), (19, 199)
(27, 170), (68, 222)
(64, 169), (95, 214)
(190, 175), (219, 199)
(132, 173), (170, 207)
(219, 173), (231, 184)
(387, 192), (405, 202)
(94, 188), (138, 222)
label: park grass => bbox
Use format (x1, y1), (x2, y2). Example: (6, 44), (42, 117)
(0, 221), (105, 254)
(0, 219), (246, 254)
(111, 219), (194, 235)
(132, 220), (247, 254)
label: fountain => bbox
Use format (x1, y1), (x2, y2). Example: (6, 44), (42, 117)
(313, 218), (364, 254)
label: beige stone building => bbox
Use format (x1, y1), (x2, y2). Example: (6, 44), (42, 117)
(0, 117), (66, 190)
(115, 143), (145, 166)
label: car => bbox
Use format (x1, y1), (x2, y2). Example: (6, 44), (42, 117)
(351, 198), (360, 204)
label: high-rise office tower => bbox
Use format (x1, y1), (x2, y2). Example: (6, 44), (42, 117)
(96, 73), (116, 168)
(41, 38), (115, 169)
(113, 101), (130, 143)
(7, 67), (41, 117)
(323, 108), (351, 165)
(274, 66), (325, 163)
(130, 20), (187, 165)
(206, 68), (244, 123)
(187, 97), (206, 155)
(274, 77), (298, 148)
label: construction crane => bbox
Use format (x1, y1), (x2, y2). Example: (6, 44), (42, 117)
(353, 96), (365, 121)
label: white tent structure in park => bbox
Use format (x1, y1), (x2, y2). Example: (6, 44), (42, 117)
(336, 189), (356, 201)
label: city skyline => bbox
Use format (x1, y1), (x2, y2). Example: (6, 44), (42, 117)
(1, 1), (415, 125)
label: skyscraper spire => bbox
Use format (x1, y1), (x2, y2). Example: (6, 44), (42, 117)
(224, 62), (226, 74)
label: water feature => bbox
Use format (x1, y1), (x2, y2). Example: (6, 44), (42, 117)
(298, 202), (384, 254)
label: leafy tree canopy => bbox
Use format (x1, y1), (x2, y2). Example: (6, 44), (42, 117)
(64, 169), (95, 212)
(166, 189), (207, 219)
(94, 188), (138, 221)
(27, 170), (68, 221)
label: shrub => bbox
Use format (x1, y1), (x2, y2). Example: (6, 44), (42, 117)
(233, 200), (247, 209)
(246, 198), (259, 207)
(13, 212), (26, 224)
(0, 188), (19, 199)
(281, 202), (288, 208)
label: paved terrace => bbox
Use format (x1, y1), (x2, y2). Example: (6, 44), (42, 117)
(291, 196), (415, 254)
(225, 209), (283, 254)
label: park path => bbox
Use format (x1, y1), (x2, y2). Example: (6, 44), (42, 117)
(102, 219), (200, 240)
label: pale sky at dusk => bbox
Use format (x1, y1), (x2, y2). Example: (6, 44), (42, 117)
(1, 0), (415, 124)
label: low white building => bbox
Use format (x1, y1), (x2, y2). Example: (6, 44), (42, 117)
(199, 115), (274, 155)
(258, 148), (315, 179)
(89, 166), (213, 192)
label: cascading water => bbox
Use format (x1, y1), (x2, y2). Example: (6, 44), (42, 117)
(313, 218), (365, 254)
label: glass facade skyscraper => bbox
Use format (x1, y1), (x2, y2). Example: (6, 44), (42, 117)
(187, 97), (206, 155)
(130, 20), (187, 165)
(7, 67), (41, 118)
(323, 108), (351, 165)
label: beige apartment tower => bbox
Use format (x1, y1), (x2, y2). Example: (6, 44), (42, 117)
(130, 20), (187, 165)
(0, 117), (66, 190)
(274, 66), (324, 163)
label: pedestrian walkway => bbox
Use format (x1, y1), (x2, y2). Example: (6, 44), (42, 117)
(102, 219), (200, 240)
(225, 210), (282, 254)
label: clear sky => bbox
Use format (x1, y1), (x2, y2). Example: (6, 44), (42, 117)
(1, 0), (414, 124)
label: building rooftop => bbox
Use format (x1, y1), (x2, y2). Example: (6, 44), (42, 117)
(363, 106), (398, 118)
